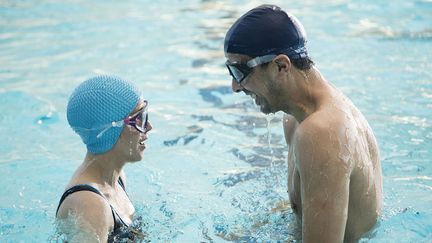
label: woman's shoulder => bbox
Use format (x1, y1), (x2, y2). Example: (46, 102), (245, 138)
(56, 184), (114, 241)
(57, 184), (113, 223)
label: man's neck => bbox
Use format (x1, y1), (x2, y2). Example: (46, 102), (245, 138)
(282, 66), (332, 123)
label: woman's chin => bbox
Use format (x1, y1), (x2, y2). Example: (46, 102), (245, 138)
(129, 150), (144, 162)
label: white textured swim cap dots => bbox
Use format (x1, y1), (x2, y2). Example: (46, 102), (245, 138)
(67, 75), (142, 154)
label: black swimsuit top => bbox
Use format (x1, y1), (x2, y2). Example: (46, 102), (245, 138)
(56, 178), (143, 242)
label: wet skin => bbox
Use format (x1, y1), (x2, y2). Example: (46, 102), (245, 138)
(226, 53), (383, 242)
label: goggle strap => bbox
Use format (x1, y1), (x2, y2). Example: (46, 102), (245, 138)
(247, 54), (277, 68)
(71, 102), (148, 139)
(95, 120), (124, 139)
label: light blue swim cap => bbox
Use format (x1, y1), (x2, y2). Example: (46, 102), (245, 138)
(67, 75), (142, 154)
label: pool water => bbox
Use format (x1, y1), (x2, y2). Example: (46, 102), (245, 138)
(1, 0), (431, 242)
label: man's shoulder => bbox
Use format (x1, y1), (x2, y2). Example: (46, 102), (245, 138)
(295, 113), (334, 139)
(295, 108), (350, 140)
(292, 111), (349, 164)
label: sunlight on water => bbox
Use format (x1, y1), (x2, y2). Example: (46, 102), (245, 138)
(0, 0), (431, 242)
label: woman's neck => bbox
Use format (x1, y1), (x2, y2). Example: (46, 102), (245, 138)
(81, 152), (126, 187)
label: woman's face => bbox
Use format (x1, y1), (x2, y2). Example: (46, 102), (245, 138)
(116, 99), (152, 162)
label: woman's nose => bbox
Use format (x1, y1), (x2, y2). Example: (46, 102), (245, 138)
(145, 121), (152, 133)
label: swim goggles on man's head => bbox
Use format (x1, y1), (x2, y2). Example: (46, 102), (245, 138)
(225, 54), (276, 84)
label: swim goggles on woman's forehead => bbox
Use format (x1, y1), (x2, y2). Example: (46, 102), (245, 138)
(225, 54), (276, 84)
(72, 101), (149, 139)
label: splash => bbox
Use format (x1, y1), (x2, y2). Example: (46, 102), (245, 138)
(266, 113), (281, 187)
(266, 113), (275, 167)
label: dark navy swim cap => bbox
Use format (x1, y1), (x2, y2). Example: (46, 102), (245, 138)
(224, 4), (308, 59)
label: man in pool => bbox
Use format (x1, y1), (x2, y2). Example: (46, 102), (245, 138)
(224, 5), (383, 242)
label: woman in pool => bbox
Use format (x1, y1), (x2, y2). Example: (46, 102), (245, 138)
(56, 75), (151, 242)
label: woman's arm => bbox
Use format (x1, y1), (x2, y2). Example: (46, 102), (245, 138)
(56, 191), (114, 242)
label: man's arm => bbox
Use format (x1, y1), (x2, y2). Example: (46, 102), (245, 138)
(295, 125), (351, 243)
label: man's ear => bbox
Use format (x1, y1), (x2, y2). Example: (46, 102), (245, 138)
(274, 54), (291, 72)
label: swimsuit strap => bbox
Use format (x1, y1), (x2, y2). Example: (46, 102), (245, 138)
(118, 176), (126, 191)
(56, 179), (129, 231)
(56, 184), (102, 216)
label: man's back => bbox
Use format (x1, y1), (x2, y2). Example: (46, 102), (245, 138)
(285, 86), (382, 242)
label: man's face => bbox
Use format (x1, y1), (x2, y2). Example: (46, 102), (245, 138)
(225, 53), (276, 114)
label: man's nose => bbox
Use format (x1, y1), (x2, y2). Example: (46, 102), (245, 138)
(231, 79), (243, 93)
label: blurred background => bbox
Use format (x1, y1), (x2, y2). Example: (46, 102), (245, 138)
(0, 0), (431, 242)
